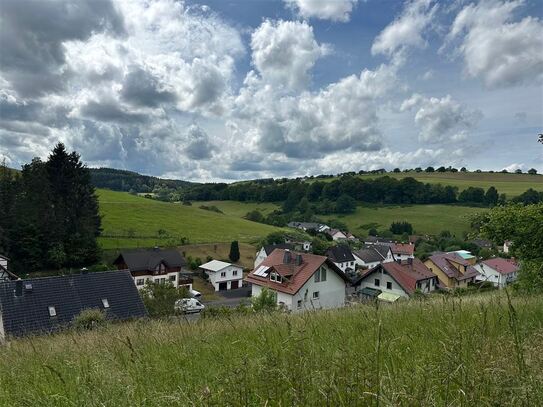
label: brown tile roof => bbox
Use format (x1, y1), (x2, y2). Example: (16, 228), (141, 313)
(482, 258), (519, 275)
(356, 259), (435, 295)
(392, 243), (415, 256)
(428, 253), (479, 282)
(245, 249), (348, 295)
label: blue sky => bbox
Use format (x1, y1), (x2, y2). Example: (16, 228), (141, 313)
(0, 0), (542, 181)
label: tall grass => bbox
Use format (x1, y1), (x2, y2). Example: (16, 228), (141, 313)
(1, 293), (542, 406)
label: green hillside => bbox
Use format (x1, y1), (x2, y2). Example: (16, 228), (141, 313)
(195, 200), (280, 218)
(1, 293), (541, 405)
(317, 171), (543, 196)
(97, 189), (281, 249)
(324, 204), (488, 237)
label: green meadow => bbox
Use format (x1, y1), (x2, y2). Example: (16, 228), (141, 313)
(1, 293), (541, 406)
(97, 189), (281, 249)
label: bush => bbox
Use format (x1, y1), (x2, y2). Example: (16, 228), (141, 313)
(140, 282), (188, 318)
(198, 205), (223, 214)
(245, 210), (264, 223)
(72, 309), (106, 331)
(251, 288), (277, 312)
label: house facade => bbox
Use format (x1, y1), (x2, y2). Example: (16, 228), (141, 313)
(391, 243), (415, 261)
(254, 244), (294, 268)
(424, 251), (479, 289)
(325, 246), (356, 273)
(246, 249), (348, 312)
(354, 259), (437, 302)
(474, 258), (519, 288)
(0, 255), (18, 282)
(287, 222), (330, 233)
(353, 245), (394, 269)
(364, 236), (396, 247)
(113, 248), (190, 290)
(200, 260), (244, 291)
(0, 270), (147, 342)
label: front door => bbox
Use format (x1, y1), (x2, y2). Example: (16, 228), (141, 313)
(231, 280), (239, 289)
(218, 282), (228, 291)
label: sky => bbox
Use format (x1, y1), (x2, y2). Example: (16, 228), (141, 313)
(0, 0), (542, 182)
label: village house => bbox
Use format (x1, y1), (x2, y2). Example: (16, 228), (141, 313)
(0, 255), (18, 282)
(353, 258), (438, 302)
(471, 238), (494, 250)
(0, 270), (147, 342)
(364, 236), (396, 247)
(325, 245), (356, 273)
(424, 251), (479, 289)
(200, 260), (244, 291)
(246, 249), (349, 312)
(474, 258), (520, 288)
(326, 229), (357, 242)
(391, 243), (415, 261)
(113, 248), (191, 290)
(254, 243), (294, 268)
(353, 244), (394, 270)
(284, 237), (312, 252)
(502, 240), (513, 254)
(287, 221), (330, 233)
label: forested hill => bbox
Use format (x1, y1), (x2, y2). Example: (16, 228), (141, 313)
(89, 168), (196, 193)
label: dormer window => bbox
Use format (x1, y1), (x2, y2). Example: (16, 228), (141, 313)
(48, 306), (57, 317)
(270, 272), (281, 283)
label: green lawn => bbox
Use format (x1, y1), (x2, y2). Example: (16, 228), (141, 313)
(1, 293), (541, 405)
(97, 189), (281, 249)
(194, 200), (280, 218)
(315, 171), (543, 196)
(324, 204), (488, 237)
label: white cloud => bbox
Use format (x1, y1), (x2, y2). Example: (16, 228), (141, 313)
(401, 93), (482, 143)
(284, 0), (358, 22)
(445, 0), (543, 88)
(503, 163), (524, 172)
(372, 0), (438, 57)
(250, 20), (328, 91)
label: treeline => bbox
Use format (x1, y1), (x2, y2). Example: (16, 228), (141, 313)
(0, 144), (101, 274)
(184, 175), (522, 207)
(90, 168), (195, 197)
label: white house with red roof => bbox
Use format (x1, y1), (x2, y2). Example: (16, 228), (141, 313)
(391, 243), (415, 261)
(353, 258), (438, 302)
(246, 249), (349, 312)
(474, 258), (519, 288)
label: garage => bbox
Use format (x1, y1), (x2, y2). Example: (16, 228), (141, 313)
(231, 280), (239, 289)
(218, 282), (228, 291)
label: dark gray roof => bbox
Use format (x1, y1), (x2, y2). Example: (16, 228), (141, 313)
(263, 243), (294, 255)
(114, 248), (186, 272)
(326, 245), (355, 263)
(354, 244), (391, 263)
(0, 270), (147, 338)
(364, 236), (396, 245)
(471, 239), (493, 248)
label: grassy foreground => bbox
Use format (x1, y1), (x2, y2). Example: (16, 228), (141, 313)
(97, 189), (281, 249)
(1, 293), (542, 406)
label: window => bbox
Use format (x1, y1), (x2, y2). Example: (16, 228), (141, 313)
(314, 271), (320, 283)
(297, 300), (302, 309)
(169, 275), (176, 281)
(48, 306), (57, 317)
(233, 270), (238, 276)
(314, 267), (327, 283)
(270, 272), (281, 283)
(374, 279), (380, 287)
(102, 298), (110, 308)
(386, 282), (392, 290)
(136, 279), (144, 286)
(312, 291), (320, 299)
(220, 272), (226, 278)
(351, 262), (354, 266)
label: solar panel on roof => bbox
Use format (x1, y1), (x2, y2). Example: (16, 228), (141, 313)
(254, 265), (269, 277)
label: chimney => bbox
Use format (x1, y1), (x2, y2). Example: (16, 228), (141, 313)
(283, 249), (292, 264)
(15, 279), (23, 297)
(295, 254), (303, 266)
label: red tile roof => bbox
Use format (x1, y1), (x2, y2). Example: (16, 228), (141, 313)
(357, 259), (435, 295)
(392, 243), (415, 256)
(482, 258), (519, 275)
(245, 249), (348, 295)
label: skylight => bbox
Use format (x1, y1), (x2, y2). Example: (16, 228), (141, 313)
(48, 306), (56, 317)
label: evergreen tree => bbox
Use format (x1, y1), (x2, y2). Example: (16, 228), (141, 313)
(484, 186), (499, 206)
(229, 241), (240, 262)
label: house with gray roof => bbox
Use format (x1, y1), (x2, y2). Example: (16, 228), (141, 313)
(353, 244), (394, 269)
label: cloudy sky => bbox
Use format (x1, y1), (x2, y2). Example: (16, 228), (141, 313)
(1, 0), (542, 181)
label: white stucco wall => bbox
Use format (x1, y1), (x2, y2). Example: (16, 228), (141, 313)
(134, 271), (180, 289)
(474, 264), (516, 288)
(357, 269), (410, 298)
(254, 248), (267, 269)
(207, 264), (244, 291)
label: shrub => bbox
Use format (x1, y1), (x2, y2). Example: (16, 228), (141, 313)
(72, 309), (106, 331)
(251, 288), (277, 312)
(140, 282), (188, 318)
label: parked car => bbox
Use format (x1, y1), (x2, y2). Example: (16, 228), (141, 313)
(188, 289), (202, 298)
(175, 298), (205, 314)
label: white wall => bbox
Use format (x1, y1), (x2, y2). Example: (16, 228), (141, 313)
(393, 253), (414, 261)
(254, 248), (267, 268)
(0, 258), (7, 269)
(333, 260), (355, 272)
(357, 269), (409, 298)
(474, 264), (516, 288)
(133, 271), (180, 289)
(207, 264), (244, 291)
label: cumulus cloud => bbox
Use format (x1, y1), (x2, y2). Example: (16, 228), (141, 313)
(183, 125), (216, 160)
(250, 20), (329, 90)
(401, 93), (482, 143)
(503, 163), (524, 172)
(372, 0), (438, 57)
(445, 0), (543, 88)
(284, 0), (358, 22)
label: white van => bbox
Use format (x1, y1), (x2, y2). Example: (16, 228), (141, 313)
(175, 298), (205, 314)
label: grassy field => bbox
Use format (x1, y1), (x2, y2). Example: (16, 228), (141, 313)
(195, 200), (280, 218)
(316, 171), (543, 196)
(324, 204), (487, 237)
(97, 189), (281, 249)
(1, 293), (542, 406)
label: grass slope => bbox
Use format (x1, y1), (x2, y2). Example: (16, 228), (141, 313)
(97, 189), (280, 249)
(195, 200), (279, 218)
(325, 204), (487, 237)
(1, 293), (542, 405)
(318, 172), (543, 196)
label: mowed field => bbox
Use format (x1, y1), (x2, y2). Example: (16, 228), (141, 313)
(97, 189), (281, 249)
(324, 204), (487, 237)
(317, 171), (543, 196)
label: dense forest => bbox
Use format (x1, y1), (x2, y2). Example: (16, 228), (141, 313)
(0, 144), (101, 274)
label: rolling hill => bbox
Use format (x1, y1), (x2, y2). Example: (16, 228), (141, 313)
(97, 189), (281, 250)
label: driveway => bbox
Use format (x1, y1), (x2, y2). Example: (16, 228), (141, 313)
(202, 285), (252, 308)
